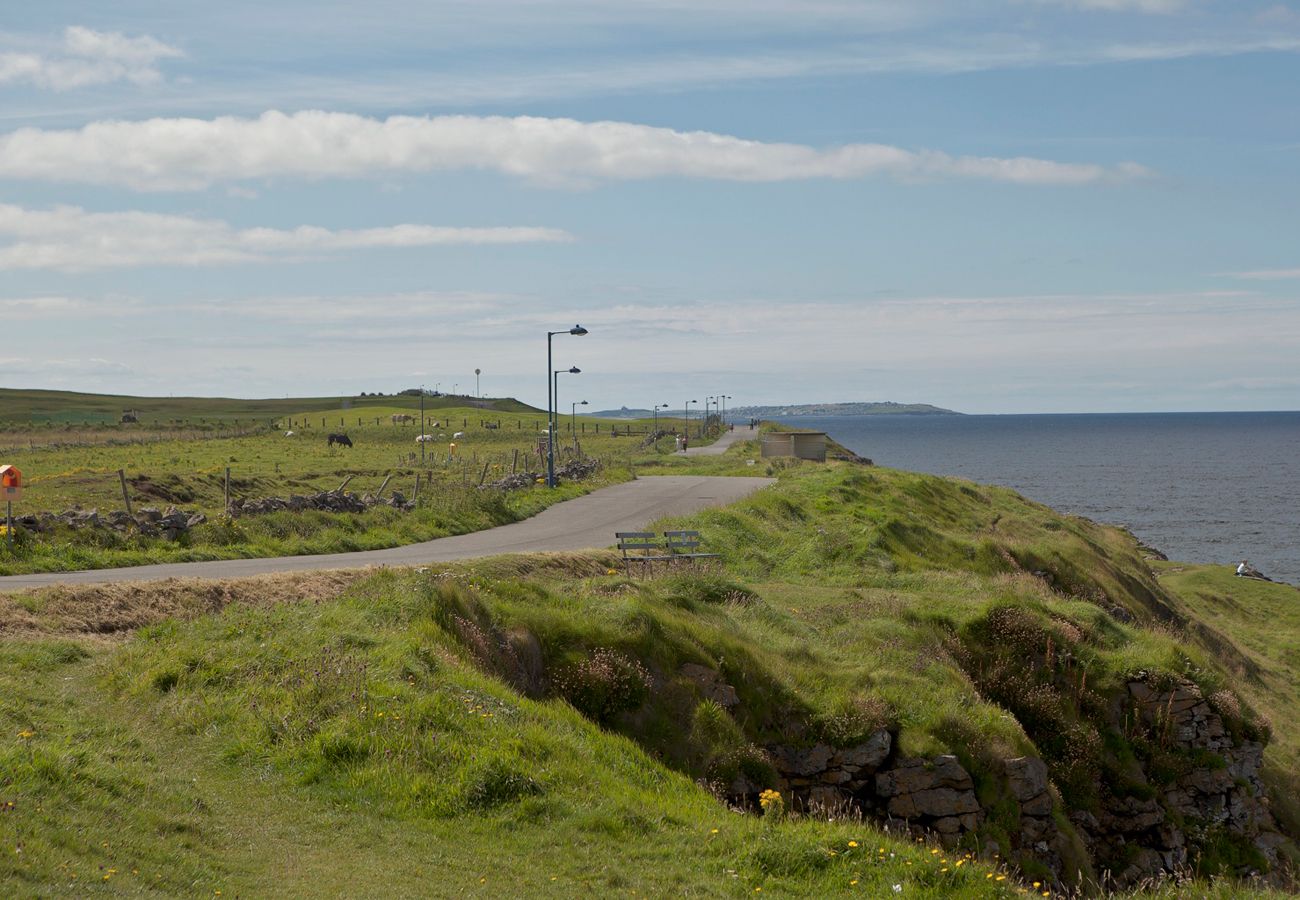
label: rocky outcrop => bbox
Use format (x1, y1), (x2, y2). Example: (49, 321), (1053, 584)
(876, 755), (982, 839)
(720, 674), (1292, 887)
(1063, 678), (1287, 886)
(1004, 756), (1066, 873)
(753, 732), (988, 847)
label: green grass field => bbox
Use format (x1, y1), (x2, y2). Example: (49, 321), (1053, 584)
(1, 451), (1297, 897)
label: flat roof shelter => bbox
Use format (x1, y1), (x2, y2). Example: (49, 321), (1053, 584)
(760, 431), (827, 462)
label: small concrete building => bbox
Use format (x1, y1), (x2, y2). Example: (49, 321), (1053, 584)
(760, 431), (828, 462)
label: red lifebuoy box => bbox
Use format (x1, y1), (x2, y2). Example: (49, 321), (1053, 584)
(0, 465), (21, 502)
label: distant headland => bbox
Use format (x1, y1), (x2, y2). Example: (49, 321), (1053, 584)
(587, 401), (960, 418)
(731, 401), (961, 417)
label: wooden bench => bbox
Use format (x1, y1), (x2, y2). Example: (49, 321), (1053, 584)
(616, 531), (672, 574)
(663, 530), (721, 565)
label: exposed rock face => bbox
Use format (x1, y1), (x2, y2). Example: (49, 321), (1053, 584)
(764, 731), (893, 810)
(1004, 756), (1065, 872)
(720, 674), (1293, 888)
(1064, 678), (1287, 887)
(876, 756), (982, 841)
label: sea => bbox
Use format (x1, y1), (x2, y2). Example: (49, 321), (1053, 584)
(764, 412), (1300, 586)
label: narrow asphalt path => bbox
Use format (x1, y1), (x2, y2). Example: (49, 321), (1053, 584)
(683, 423), (758, 456)
(0, 475), (773, 591)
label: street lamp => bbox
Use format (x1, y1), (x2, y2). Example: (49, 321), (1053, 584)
(475, 368), (481, 398)
(571, 400), (587, 444)
(652, 402), (668, 432)
(554, 366), (581, 433)
(553, 367), (581, 455)
(685, 399), (697, 449)
(706, 396), (715, 437)
(420, 385), (426, 464)
(721, 395), (732, 427)
(546, 326), (588, 487)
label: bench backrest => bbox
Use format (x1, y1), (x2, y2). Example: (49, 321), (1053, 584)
(616, 531), (662, 557)
(664, 530), (703, 553)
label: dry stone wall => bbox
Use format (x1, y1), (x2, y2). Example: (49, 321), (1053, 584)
(688, 658), (1293, 888)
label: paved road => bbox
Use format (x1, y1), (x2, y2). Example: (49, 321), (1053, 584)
(0, 475), (774, 591)
(683, 424), (758, 456)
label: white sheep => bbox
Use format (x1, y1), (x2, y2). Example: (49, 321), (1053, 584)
(284, 430), (296, 437)
(452, 431), (465, 439)
(415, 434), (435, 443)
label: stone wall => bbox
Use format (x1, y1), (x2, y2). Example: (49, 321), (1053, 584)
(695, 659), (1292, 889)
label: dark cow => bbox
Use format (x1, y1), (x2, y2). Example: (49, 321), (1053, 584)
(327, 433), (353, 448)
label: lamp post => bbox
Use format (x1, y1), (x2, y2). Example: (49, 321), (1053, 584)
(420, 385), (425, 464)
(721, 395), (731, 427)
(475, 368), (481, 398)
(553, 366), (581, 463)
(652, 403), (668, 432)
(571, 400), (587, 445)
(684, 399), (697, 449)
(705, 396), (715, 437)
(546, 326), (588, 487)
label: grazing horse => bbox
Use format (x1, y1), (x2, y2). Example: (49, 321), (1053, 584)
(327, 433), (353, 448)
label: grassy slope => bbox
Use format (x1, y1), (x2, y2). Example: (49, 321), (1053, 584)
(1, 458), (1296, 897)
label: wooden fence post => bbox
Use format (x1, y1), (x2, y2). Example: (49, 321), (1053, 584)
(117, 469), (133, 516)
(224, 467), (231, 510)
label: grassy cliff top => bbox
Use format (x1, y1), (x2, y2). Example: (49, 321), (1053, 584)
(1, 435), (1297, 895)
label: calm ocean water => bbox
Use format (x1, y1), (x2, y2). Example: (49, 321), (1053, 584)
(766, 412), (1300, 586)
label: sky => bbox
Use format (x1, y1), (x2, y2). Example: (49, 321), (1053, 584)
(1, 1), (1298, 414)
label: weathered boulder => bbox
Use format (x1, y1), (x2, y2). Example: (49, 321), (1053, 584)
(1005, 756), (1049, 803)
(831, 730), (891, 770)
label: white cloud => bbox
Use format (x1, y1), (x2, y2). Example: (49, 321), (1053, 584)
(0, 296), (99, 319)
(182, 291), (514, 323)
(0, 203), (572, 271)
(1227, 267), (1300, 280)
(1029, 0), (1189, 11)
(1254, 4), (1300, 25)
(0, 110), (1151, 191)
(0, 26), (182, 91)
